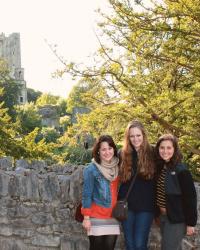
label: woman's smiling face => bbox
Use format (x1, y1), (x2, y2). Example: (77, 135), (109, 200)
(99, 141), (114, 163)
(159, 140), (174, 162)
(129, 127), (143, 151)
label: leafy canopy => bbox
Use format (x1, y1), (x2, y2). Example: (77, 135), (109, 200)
(59, 0), (200, 178)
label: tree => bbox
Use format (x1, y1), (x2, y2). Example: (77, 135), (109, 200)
(16, 102), (42, 134)
(56, 98), (68, 116)
(0, 99), (26, 158)
(0, 60), (61, 161)
(0, 58), (22, 119)
(59, 115), (71, 131)
(36, 93), (59, 106)
(57, 126), (92, 164)
(66, 81), (91, 113)
(40, 127), (60, 143)
(0, 60), (26, 158)
(57, 0), (200, 178)
(22, 127), (56, 162)
(27, 88), (42, 103)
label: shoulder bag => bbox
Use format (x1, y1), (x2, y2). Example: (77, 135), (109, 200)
(112, 171), (138, 221)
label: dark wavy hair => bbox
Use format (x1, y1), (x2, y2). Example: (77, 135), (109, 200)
(155, 134), (182, 172)
(92, 135), (118, 164)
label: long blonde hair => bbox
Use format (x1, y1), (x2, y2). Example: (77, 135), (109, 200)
(120, 120), (155, 182)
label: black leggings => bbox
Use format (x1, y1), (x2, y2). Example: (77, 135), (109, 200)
(89, 235), (117, 250)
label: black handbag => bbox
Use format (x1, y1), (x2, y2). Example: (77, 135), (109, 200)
(112, 200), (128, 221)
(112, 171), (137, 221)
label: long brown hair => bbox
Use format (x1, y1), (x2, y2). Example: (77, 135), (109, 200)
(155, 134), (182, 172)
(120, 120), (155, 182)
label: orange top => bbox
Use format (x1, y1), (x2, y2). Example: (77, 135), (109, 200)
(81, 177), (119, 219)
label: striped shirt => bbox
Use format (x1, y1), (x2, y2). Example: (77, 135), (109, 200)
(156, 167), (167, 208)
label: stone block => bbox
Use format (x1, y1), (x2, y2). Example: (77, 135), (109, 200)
(60, 235), (88, 250)
(11, 218), (33, 228)
(0, 225), (12, 236)
(0, 157), (13, 170)
(55, 208), (71, 222)
(7, 204), (33, 218)
(58, 175), (70, 203)
(0, 172), (10, 196)
(0, 216), (9, 224)
(12, 228), (34, 238)
(31, 234), (60, 247)
(75, 239), (89, 250)
(0, 206), (7, 217)
(15, 167), (28, 175)
(19, 172), (40, 201)
(69, 169), (83, 203)
(29, 160), (48, 173)
(0, 239), (27, 250)
(31, 212), (55, 225)
(39, 173), (61, 201)
(36, 225), (53, 234)
(16, 159), (30, 169)
(60, 236), (76, 250)
(8, 175), (20, 198)
(53, 222), (75, 234)
(182, 239), (197, 250)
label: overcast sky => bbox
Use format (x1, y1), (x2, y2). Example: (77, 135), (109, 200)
(0, 0), (108, 97)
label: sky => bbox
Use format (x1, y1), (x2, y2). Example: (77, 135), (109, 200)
(0, 0), (108, 98)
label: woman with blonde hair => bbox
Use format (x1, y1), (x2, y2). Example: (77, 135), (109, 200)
(118, 120), (156, 250)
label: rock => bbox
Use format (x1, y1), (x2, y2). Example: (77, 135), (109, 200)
(0, 157), (13, 170)
(31, 234), (60, 247)
(31, 212), (55, 225)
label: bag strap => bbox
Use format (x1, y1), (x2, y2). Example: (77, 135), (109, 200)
(124, 170), (138, 201)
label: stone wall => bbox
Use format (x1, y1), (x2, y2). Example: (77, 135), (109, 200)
(0, 157), (199, 250)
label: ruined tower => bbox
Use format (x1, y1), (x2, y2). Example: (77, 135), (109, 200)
(0, 32), (27, 104)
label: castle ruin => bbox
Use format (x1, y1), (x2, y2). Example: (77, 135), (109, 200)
(0, 32), (27, 104)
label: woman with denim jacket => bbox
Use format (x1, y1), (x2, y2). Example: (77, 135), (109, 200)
(118, 120), (156, 250)
(155, 134), (197, 250)
(81, 135), (120, 250)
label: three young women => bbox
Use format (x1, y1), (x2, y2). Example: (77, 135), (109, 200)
(81, 126), (197, 250)
(81, 135), (120, 250)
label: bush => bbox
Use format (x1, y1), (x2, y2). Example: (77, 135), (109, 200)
(64, 146), (92, 165)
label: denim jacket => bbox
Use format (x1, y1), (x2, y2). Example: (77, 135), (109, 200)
(82, 163), (111, 208)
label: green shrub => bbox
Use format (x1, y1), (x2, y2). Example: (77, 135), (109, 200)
(64, 146), (92, 165)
